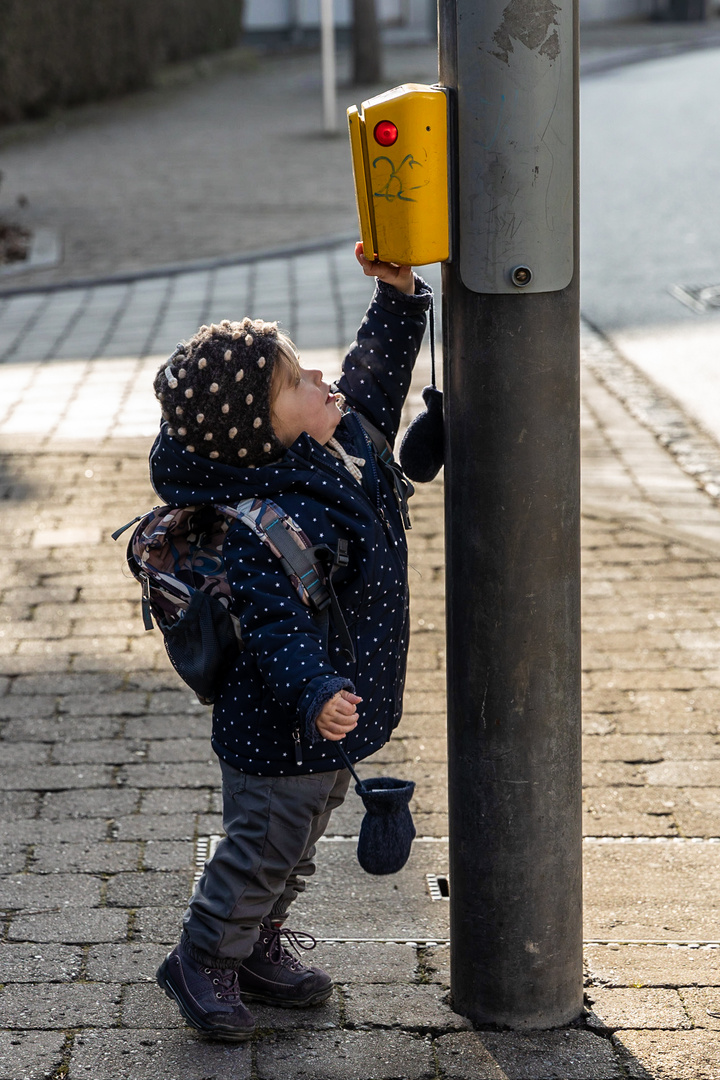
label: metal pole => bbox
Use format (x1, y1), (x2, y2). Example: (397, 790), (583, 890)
(439, 0), (583, 1029)
(321, 0), (338, 134)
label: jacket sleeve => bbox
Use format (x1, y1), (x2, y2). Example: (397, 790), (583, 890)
(336, 275), (432, 447)
(223, 522), (354, 744)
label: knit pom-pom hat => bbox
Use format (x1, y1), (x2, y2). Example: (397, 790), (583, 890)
(153, 318), (287, 467)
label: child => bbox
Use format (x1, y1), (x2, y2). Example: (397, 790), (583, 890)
(152, 243), (432, 1040)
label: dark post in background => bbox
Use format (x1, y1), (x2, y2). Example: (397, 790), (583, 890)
(439, 0), (583, 1028)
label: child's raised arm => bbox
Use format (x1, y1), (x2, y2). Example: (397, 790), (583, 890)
(336, 244), (432, 445)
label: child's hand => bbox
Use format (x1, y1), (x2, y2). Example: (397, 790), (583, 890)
(315, 689), (363, 741)
(355, 241), (415, 296)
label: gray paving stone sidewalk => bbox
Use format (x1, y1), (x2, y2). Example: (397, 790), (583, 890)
(2, 312), (720, 1076)
(1, 16), (720, 1080)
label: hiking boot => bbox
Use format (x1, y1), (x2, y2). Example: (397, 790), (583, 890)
(156, 941), (256, 1041)
(236, 919), (333, 1008)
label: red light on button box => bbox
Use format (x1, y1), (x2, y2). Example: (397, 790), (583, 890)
(373, 120), (398, 147)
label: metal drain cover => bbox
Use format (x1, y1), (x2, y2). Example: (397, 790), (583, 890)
(194, 833), (223, 884)
(426, 873), (450, 900)
(669, 283), (720, 314)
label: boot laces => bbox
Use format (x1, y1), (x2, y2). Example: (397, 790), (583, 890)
(261, 925), (317, 971)
(205, 965), (242, 1003)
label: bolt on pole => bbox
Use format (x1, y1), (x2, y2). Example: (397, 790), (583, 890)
(439, 0), (583, 1030)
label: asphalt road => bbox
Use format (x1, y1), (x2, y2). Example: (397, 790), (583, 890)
(581, 46), (720, 440)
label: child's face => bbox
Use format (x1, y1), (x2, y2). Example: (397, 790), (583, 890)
(271, 365), (343, 448)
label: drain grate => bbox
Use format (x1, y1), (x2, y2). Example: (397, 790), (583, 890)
(426, 873), (450, 900)
(669, 283), (720, 314)
(194, 833), (223, 884)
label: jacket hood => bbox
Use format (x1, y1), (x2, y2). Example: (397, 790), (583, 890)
(149, 422), (324, 507)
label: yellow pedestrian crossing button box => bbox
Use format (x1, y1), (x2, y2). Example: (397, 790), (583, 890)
(347, 84), (449, 267)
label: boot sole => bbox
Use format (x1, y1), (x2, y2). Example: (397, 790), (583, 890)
(237, 984), (333, 1008)
(156, 959), (255, 1042)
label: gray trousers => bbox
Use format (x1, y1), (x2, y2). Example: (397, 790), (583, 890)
(183, 759), (351, 966)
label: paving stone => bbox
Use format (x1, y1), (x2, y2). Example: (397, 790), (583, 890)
(9, 672), (124, 695)
(436, 1030), (624, 1080)
(133, 906), (185, 944)
(584, 762), (647, 786)
(256, 1031), (436, 1080)
(0, 790), (36, 820)
(424, 944), (450, 987)
(123, 982), (185, 1027)
(0, 741), (52, 766)
(613, 1030), (720, 1079)
(0, 943), (83, 982)
(4, 818), (109, 844)
(114, 813), (197, 841)
(311, 941), (419, 984)
(139, 789), (211, 815)
(432, 1030), (518, 1079)
(7, 908), (129, 943)
(0, 872), (100, 909)
(0, 845), (28, 873)
(105, 871), (193, 908)
(0, 764), (114, 790)
(31, 840), (141, 874)
(586, 987), (692, 1030)
(68, 1028), (252, 1080)
(0, 695), (56, 720)
(0, 1030), (65, 1080)
(582, 735), (665, 763)
(582, 786), (679, 837)
(0, 981), (120, 1028)
(41, 787), (141, 819)
(124, 714), (211, 740)
(344, 983), (470, 1032)
(117, 762), (220, 788)
(584, 840), (720, 940)
(142, 840), (195, 871)
(681, 986), (720, 1030)
(250, 994), (343, 1031)
(149, 691), (210, 717)
(144, 738), (215, 763)
(2, 714), (123, 741)
(58, 691), (148, 716)
(673, 788), (720, 835)
(587, 944), (720, 988)
(644, 760), (720, 786)
(195, 813), (224, 835)
(52, 738), (146, 764)
(128, 672), (195, 693)
(86, 942), (168, 982)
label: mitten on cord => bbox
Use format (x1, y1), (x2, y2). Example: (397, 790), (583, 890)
(356, 777), (416, 875)
(398, 384), (444, 483)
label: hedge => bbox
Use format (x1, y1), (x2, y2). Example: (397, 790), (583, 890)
(0, 0), (244, 124)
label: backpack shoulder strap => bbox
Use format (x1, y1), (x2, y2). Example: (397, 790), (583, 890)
(217, 498), (354, 661)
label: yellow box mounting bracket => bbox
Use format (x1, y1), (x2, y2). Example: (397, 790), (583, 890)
(347, 84), (449, 267)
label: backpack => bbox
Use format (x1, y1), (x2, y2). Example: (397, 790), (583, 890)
(114, 411), (413, 705)
(113, 498), (352, 704)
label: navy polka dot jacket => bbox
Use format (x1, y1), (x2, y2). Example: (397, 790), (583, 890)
(149, 276), (432, 775)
